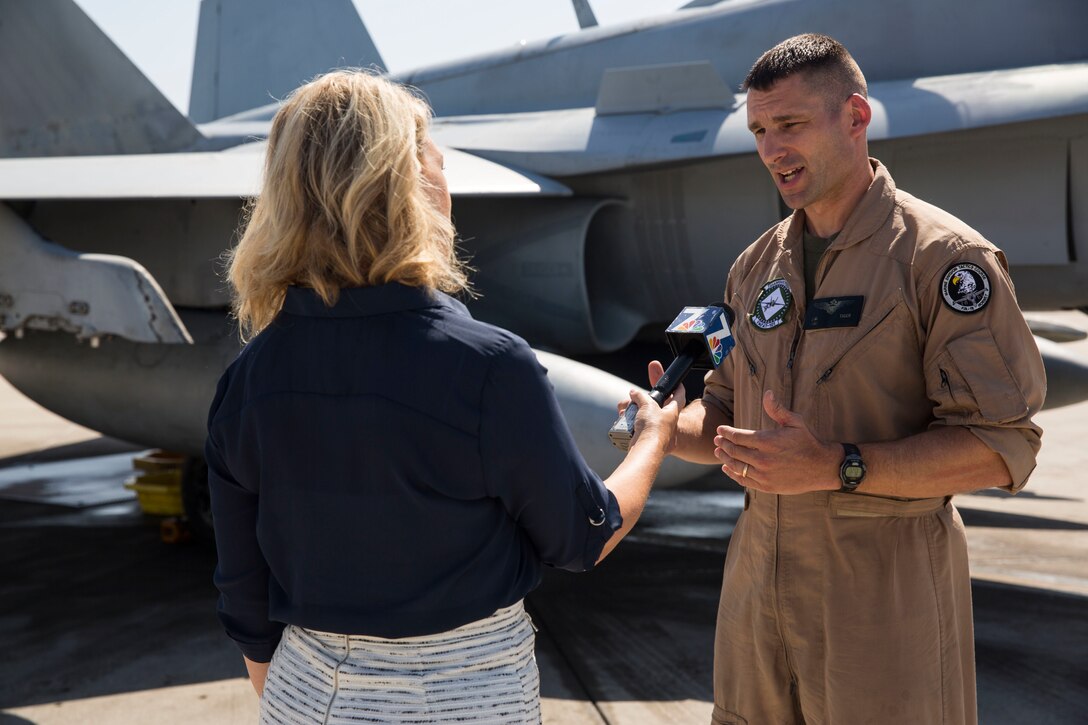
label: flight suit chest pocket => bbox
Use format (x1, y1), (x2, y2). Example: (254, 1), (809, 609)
(931, 328), (1029, 424)
(809, 296), (913, 383)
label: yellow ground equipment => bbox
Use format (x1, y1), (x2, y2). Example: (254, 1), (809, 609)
(124, 450), (186, 515)
(124, 451), (192, 542)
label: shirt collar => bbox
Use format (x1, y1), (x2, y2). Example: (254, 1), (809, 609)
(282, 283), (469, 318)
(778, 158), (896, 252)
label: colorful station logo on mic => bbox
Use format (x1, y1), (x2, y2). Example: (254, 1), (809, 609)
(703, 313), (734, 367)
(706, 333), (725, 366)
(671, 310), (708, 333)
(666, 306), (734, 368)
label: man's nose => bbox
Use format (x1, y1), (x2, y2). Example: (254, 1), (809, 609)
(760, 132), (786, 165)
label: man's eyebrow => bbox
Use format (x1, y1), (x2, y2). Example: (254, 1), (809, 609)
(748, 113), (804, 132)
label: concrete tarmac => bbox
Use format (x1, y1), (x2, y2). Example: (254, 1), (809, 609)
(2, 313), (1087, 724)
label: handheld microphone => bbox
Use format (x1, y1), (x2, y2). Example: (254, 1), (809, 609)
(608, 303), (736, 451)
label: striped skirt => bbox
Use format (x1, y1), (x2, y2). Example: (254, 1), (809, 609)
(260, 601), (540, 724)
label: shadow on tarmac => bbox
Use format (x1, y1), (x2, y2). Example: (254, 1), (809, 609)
(0, 437), (143, 468)
(958, 508), (1088, 531)
(967, 489), (1081, 502)
(0, 499), (237, 710)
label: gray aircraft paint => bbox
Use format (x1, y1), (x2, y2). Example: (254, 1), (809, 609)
(0, 0), (199, 156)
(399, 0), (1088, 117)
(189, 0), (386, 123)
(0, 0), (1086, 468)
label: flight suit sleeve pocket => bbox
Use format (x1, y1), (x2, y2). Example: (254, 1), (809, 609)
(937, 329), (1029, 424)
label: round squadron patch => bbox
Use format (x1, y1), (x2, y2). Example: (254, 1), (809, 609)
(941, 262), (991, 314)
(750, 278), (793, 330)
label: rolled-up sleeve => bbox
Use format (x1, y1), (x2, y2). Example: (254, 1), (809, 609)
(479, 337), (622, 571)
(921, 245), (1045, 491)
(207, 377), (285, 662)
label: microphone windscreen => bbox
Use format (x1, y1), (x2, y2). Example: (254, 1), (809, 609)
(707, 302), (736, 327)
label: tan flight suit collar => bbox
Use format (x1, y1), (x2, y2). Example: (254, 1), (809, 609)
(774, 159), (896, 255)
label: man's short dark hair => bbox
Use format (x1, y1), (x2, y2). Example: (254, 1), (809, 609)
(742, 34), (867, 108)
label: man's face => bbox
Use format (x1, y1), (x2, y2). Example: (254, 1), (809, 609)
(746, 73), (855, 214)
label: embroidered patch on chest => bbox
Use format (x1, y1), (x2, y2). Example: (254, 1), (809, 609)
(750, 278), (793, 330)
(941, 262), (991, 313)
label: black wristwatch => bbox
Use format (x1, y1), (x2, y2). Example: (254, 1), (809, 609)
(839, 443), (866, 492)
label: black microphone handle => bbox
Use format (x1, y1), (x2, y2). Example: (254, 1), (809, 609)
(648, 350), (696, 406)
(609, 305), (732, 451)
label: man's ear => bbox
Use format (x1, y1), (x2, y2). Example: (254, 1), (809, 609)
(847, 93), (872, 136)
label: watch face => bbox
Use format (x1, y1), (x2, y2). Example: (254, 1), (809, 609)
(844, 463), (865, 480)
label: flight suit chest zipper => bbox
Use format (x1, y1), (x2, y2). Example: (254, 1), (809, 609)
(732, 318), (758, 375)
(781, 326), (803, 405)
(741, 346), (758, 379)
(813, 303), (899, 387)
(786, 329), (801, 371)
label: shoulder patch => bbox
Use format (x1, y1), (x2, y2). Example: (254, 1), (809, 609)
(750, 278), (793, 330)
(941, 262), (991, 313)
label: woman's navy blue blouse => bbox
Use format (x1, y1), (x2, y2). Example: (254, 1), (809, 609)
(206, 284), (622, 662)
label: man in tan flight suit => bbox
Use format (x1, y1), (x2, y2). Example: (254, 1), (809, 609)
(647, 35), (1046, 724)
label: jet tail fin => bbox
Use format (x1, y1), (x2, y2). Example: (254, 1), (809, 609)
(0, 0), (201, 157)
(189, 0), (386, 123)
(572, 1), (600, 29)
(680, 0), (730, 8)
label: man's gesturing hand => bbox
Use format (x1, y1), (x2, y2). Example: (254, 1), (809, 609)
(714, 390), (841, 494)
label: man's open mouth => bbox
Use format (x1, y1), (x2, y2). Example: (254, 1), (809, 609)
(779, 166), (803, 184)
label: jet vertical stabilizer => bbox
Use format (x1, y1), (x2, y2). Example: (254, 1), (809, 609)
(0, 0), (201, 157)
(572, 0), (599, 29)
(189, 0), (386, 123)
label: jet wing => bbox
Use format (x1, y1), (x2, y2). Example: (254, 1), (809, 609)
(0, 143), (568, 348)
(429, 61), (1088, 177)
(0, 148), (266, 200)
(0, 144), (571, 200)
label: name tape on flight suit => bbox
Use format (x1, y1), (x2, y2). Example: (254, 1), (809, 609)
(804, 296), (865, 329)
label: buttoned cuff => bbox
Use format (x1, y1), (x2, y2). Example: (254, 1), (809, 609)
(580, 488), (623, 571)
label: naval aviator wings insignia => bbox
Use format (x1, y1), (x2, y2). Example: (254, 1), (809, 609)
(804, 296), (865, 329)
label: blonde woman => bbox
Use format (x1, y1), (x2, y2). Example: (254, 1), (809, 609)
(207, 70), (682, 724)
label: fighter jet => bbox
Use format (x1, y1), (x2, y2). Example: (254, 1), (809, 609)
(1, 0), (1087, 528)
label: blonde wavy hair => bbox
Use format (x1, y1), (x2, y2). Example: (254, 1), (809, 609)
(227, 70), (471, 339)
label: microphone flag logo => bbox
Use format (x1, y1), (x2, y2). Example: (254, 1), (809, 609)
(702, 310), (733, 368)
(666, 306), (734, 369)
(670, 309), (707, 333)
(707, 334), (724, 366)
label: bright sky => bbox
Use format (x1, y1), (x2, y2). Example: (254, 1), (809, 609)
(73, 0), (684, 116)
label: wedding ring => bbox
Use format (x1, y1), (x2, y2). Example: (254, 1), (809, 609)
(742, 462), (750, 479)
